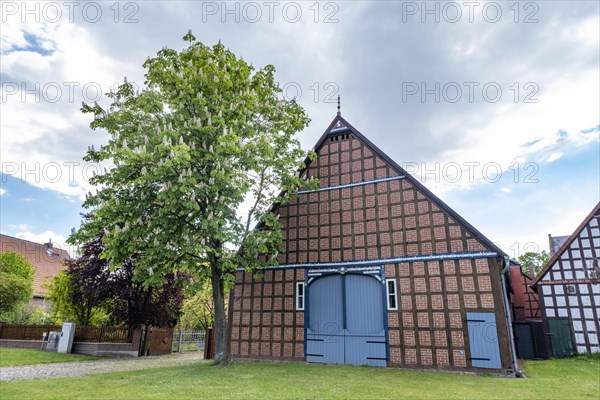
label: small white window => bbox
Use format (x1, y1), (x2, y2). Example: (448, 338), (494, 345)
(296, 282), (305, 310)
(386, 279), (398, 310)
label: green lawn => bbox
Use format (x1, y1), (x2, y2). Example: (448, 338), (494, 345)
(0, 347), (100, 367)
(1, 355), (598, 399)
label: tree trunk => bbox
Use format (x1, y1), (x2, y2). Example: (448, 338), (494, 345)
(210, 255), (230, 366)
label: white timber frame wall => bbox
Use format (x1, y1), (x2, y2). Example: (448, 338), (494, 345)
(534, 204), (600, 354)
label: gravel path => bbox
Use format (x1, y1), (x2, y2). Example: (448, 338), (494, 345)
(1, 352), (206, 382)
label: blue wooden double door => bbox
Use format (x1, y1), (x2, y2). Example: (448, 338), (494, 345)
(306, 273), (387, 367)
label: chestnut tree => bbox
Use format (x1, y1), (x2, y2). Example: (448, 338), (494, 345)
(78, 32), (316, 364)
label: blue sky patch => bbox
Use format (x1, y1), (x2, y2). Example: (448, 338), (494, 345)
(2, 32), (55, 56)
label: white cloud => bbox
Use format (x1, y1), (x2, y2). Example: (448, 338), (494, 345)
(494, 206), (596, 258)
(546, 152), (564, 163)
(422, 67), (599, 194)
(0, 15), (55, 53)
(3, 3), (598, 201)
(16, 230), (66, 245)
(1, 1), (598, 257)
(1, 20), (124, 199)
(0, 188), (6, 196)
(15, 230), (76, 257)
(560, 15), (600, 49)
(7, 223), (30, 231)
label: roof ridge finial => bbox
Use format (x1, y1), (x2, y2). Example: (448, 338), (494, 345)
(337, 95), (341, 116)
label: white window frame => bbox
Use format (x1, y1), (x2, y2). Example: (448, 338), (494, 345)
(296, 282), (305, 311)
(386, 279), (398, 310)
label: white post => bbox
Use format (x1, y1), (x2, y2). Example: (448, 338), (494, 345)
(40, 332), (47, 351)
(57, 323), (76, 353)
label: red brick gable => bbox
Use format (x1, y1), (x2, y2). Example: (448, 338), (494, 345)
(262, 114), (502, 265)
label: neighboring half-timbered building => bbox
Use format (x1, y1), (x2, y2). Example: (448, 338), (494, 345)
(229, 113), (519, 372)
(531, 203), (600, 355)
(508, 261), (547, 359)
(509, 263), (541, 323)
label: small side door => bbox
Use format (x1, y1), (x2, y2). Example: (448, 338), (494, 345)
(466, 312), (502, 369)
(514, 323), (535, 359)
(547, 318), (575, 357)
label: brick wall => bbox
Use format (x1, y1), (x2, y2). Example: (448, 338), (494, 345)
(386, 257), (503, 368)
(230, 269), (305, 361)
(0, 340), (45, 350)
(271, 136), (488, 266)
(230, 132), (510, 369)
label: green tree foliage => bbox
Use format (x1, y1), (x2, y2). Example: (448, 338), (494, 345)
(3, 303), (54, 325)
(518, 251), (550, 276)
(101, 261), (189, 328)
(0, 251), (34, 317)
(76, 32), (317, 364)
(45, 271), (109, 326)
(46, 271), (76, 322)
(178, 280), (215, 331)
(49, 229), (187, 328)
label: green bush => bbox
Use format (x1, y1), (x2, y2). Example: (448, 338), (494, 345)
(0, 303), (54, 324)
(0, 252), (34, 316)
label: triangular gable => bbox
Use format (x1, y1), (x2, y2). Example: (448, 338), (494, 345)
(330, 118), (347, 132)
(301, 114), (506, 257)
(531, 202), (600, 287)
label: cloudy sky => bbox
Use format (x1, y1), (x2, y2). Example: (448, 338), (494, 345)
(1, 1), (598, 258)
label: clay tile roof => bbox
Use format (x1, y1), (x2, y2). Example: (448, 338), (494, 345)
(0, 234), (70, 298)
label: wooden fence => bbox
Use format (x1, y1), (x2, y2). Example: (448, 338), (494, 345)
(74, 326), (132, 343)
(0, 323), (174, 357)
(0, 323), (132, 344)
(0, 324), (61, 340)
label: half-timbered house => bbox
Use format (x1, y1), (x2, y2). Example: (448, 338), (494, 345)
(508, 261), (547, 359)
(228, 112), (519, 372)
(531, 202), (600, 355)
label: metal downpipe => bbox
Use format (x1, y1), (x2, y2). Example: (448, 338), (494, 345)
(501, 256), (525, 378)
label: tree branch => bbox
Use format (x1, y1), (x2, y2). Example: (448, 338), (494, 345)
(244, 166), (268, 238)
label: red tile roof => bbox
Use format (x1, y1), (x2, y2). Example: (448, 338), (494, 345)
(0, 234), (70, 298)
